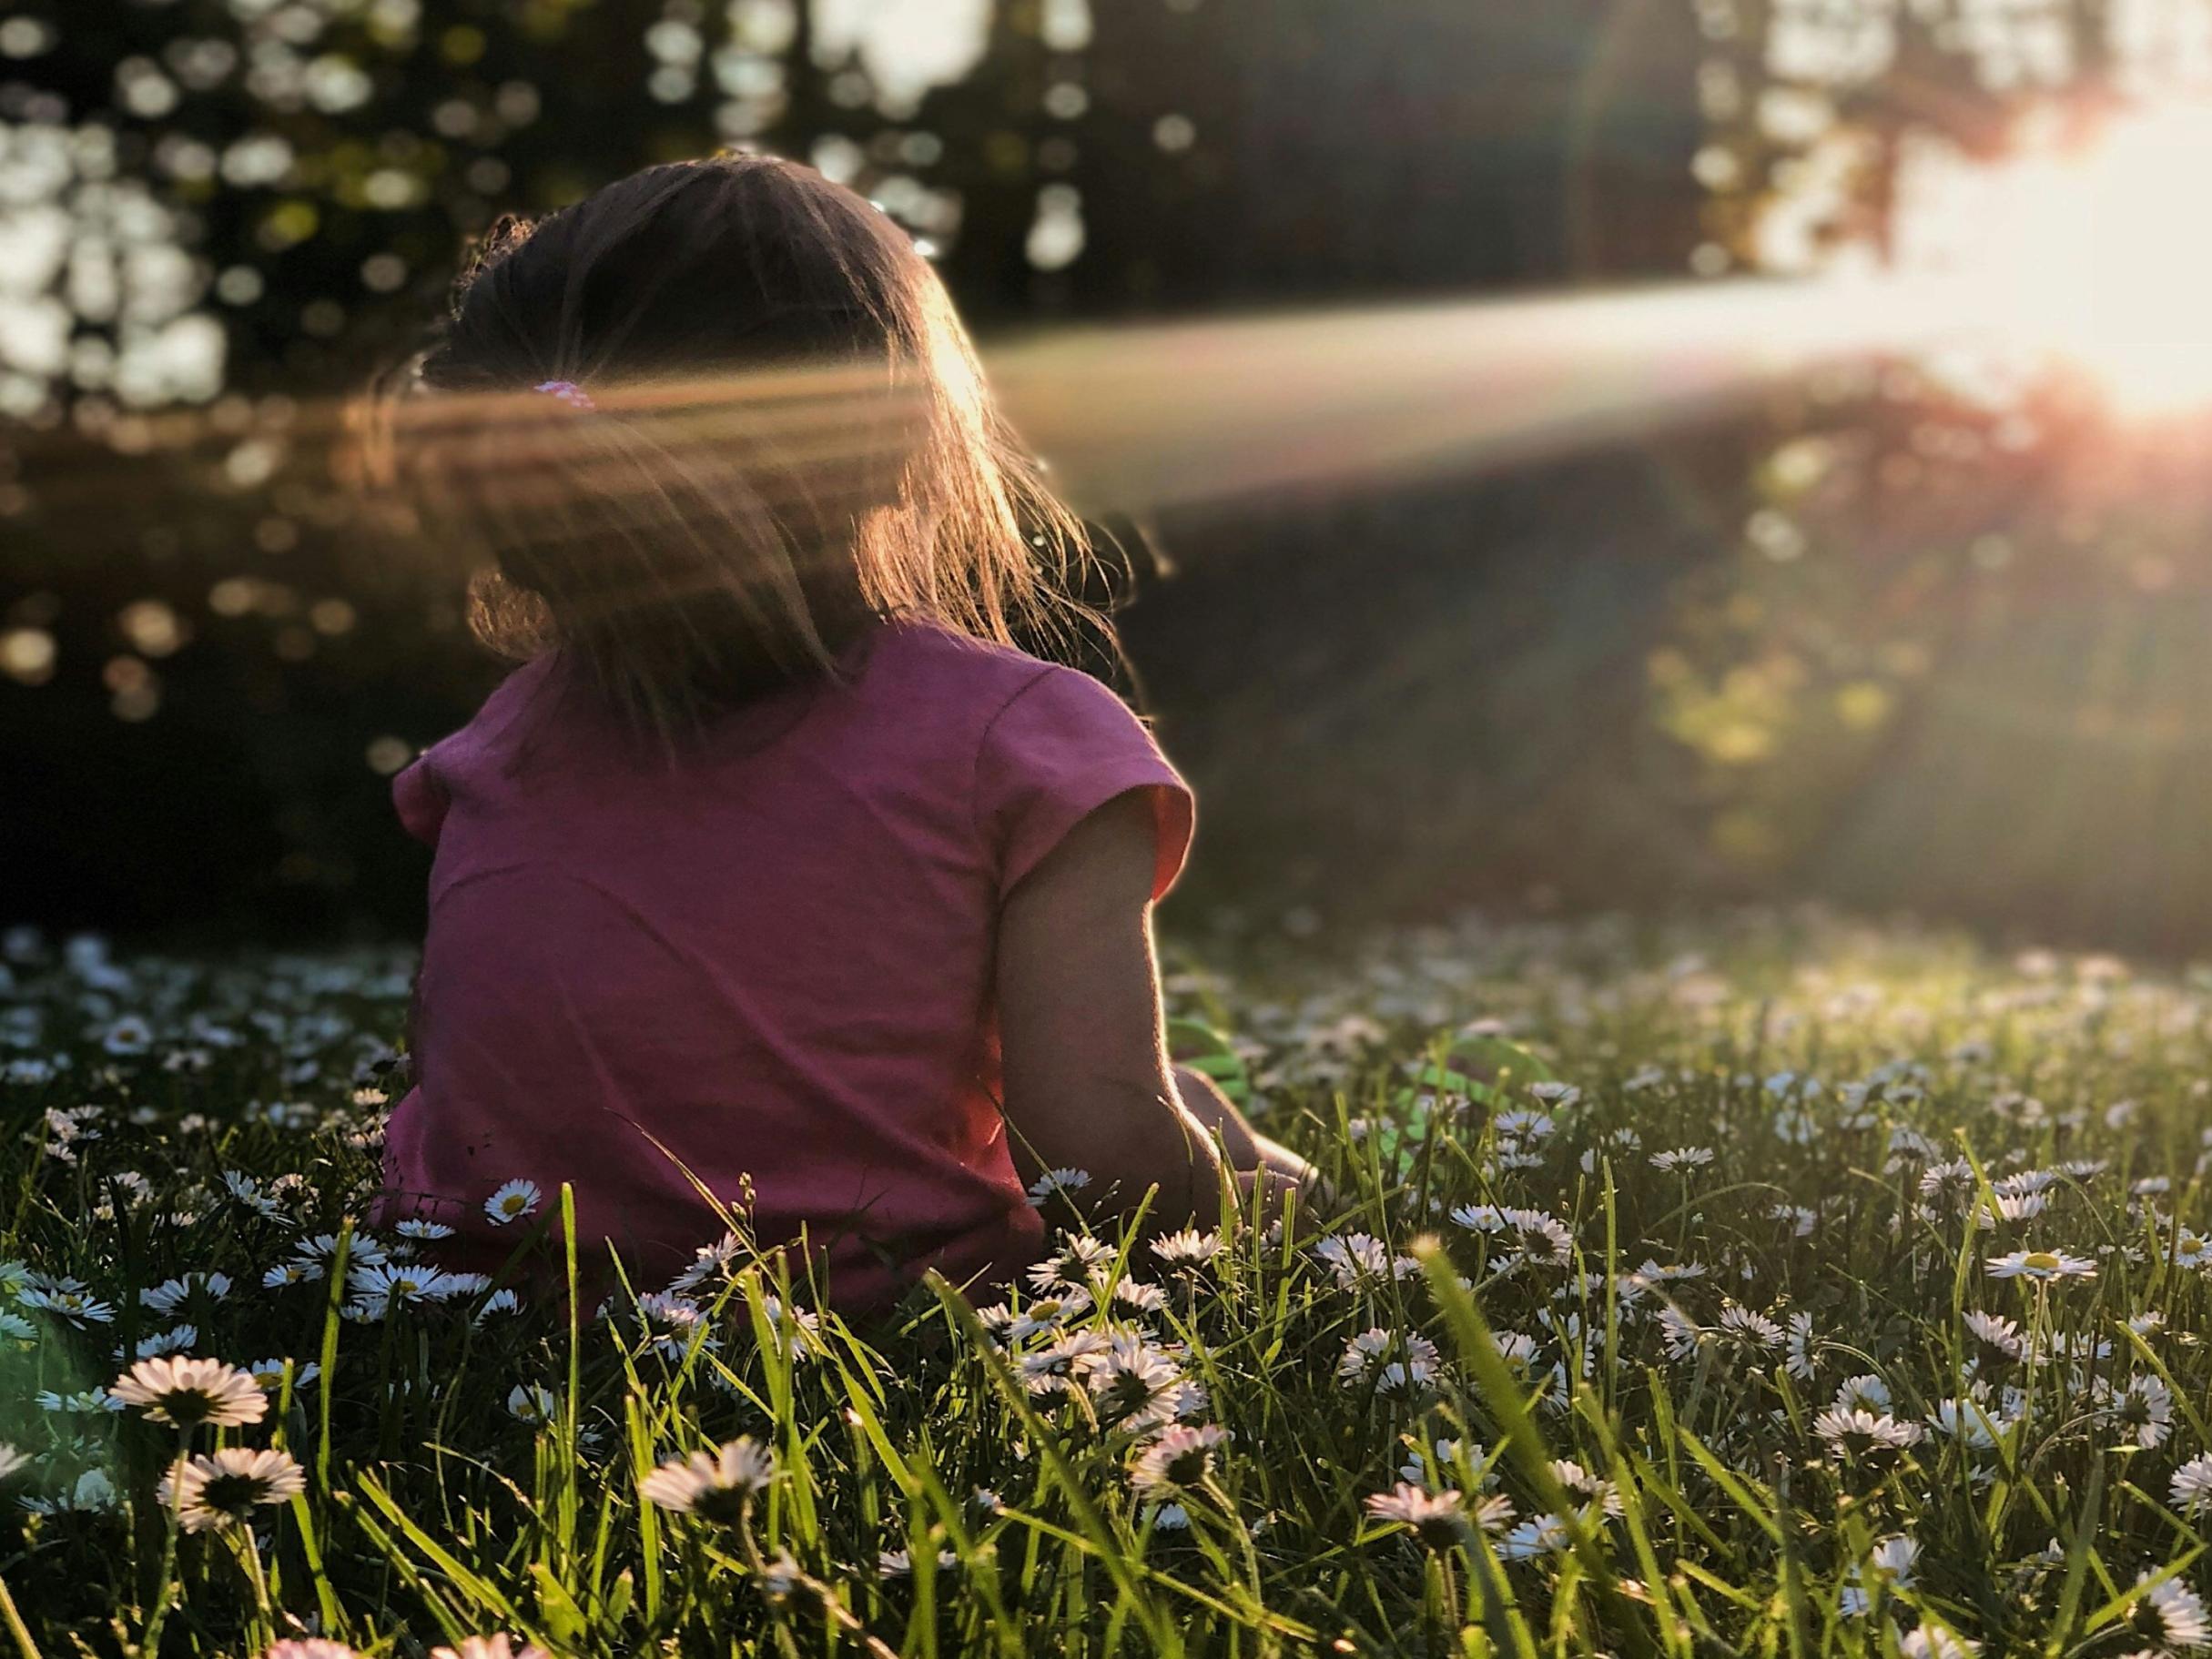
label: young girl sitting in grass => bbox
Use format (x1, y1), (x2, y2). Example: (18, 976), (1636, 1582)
(376, 154), (1314, 1310)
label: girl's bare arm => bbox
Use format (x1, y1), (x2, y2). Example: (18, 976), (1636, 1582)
(996, 792), (1236, 1226)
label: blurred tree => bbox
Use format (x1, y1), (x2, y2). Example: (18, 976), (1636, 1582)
(5, 0), (1737, 939)
(1672, 0), (2212, 949)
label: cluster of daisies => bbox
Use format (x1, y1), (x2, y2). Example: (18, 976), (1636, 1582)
(5, 917), (2212, 1656)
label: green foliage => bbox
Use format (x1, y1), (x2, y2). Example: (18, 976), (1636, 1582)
(3, 915), (2212, 1654)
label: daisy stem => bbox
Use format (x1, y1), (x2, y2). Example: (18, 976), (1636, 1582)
(734, 1497), (900, 1659)
(0, 1568), (45, 1659)
(2022, 1280), (2049, 1446)
(135, 1431), (189, 1659)
(1200, 1474), (1263, 1602)
(1420, 1547), (1451, 1639)
(234, 1523), (272, 1632)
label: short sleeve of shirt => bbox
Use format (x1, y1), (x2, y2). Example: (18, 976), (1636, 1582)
(391, 755), (449, 848)
(976, 665), (1194, 903)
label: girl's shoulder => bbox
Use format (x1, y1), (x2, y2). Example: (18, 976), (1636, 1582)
(867, 616), (1117, 717)
(395, 654), (565, 819)
(862, 619), (1097, 725)
(433, 653), (564, 764)
(840, 620), (1163, 796)
(876, 619), (1191, 902)
(872, 615), (1054, 681)
(409, 622), (1131, 796)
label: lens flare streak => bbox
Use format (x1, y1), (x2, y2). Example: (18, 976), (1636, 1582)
(986, 277), (1960, 511)
(28, 276), (1976, 525)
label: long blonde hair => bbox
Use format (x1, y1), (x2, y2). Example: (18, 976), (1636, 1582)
(378, 154), (1101, 742)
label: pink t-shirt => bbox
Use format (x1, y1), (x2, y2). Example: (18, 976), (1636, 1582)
(378, 618), (1192, 1311)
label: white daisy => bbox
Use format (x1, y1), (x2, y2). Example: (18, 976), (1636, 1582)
(35, 1388), (118, 1414)
(1084, 1332), (1184, 1427)
(1399, 1435), (1466, 1486)
(1926, 1397), (2012, 1450)
(1027, 1234), (1115, 1291)
(18, 1287), (116, 1328)
(138, 1273), (231, 1315)
(1919, 1159), (1975, 1202)
(1374, 1355), (1438, 1397)
(876, 1548), (918, 1578)
(1150, 1228), (1223, 1270)
(1113, 1279), (1168, 1313)
(1162, 1378), (1211, 1421)
(294, 1233), (385, 1270)
(1026, 1168), (1091, 1207)
(1975, 1190), (2049, 1227)
(1963, 1310), (2029, 1361)
(348, 1262), (457, 1309)
(245, 1358), (320, 1392)
(1312, 1232), (1417, 1288)
(18, 1469), (118, 1514)
(1130, 1423), (1232, 1493)
(2172, 1453), (2212, 1514)
(1497, 1512), (1572, 1561)
(638, 1437), (777, 1523)
(221, 1171), (286, 1219)
(752, 1295), (822, 1360)
(1463, 1206), (1576, 1270)
(156, 1446), (306, 1532)
(1984, 1249), (2095, 1281)
(2103, 1375), (2176, 1450)
(1784, 1312), (1818, 1380)
(667, 1234), (746, 1294)
(110, 1356), (267, 1429)
(1018, 1330), (1111, 1394)
(1364, 1482), (1469, 1548)
(1547, 1459), (1623, 1520)
(2123, 1574), (2211, 1654)
(756, 1551), (802, 1600)
(507, 1384), (557, 1426)
(1657, 1306), (1703, 1361)
(483, 1179), (543, 1225)
(1898, 1623), (1979, 1658)
(631, 1291), (714, 1360)
(1840, 1534), (1919, 1616)
(1717, 1304), (1785, 1350)
(1812, 1408), (1924, 1461)
(1832, 1374), (1892, 1415)
(1004, 1290), (1092, 1342)
(1337, 1328), (1440, 1390)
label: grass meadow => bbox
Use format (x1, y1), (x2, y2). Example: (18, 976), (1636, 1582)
(4, 910), (2212, 1657)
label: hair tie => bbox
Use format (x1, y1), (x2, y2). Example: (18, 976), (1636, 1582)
(533, 379), (595, 410)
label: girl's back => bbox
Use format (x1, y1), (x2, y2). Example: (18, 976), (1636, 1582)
(375, 152), (1312, 1310)
(383, 619), (1188, 1306)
